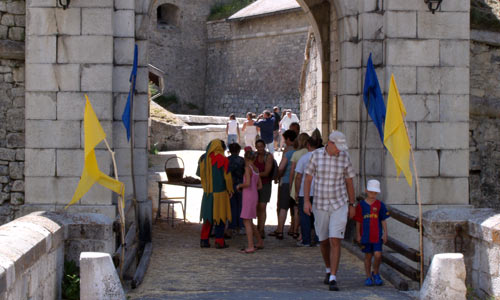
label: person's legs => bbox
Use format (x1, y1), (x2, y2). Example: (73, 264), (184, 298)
(200, 221), (212, 247)
(214, 221), (226, 248)
(266, 142), (275, 154)
(243, 219), (254, 250)
(298, 197), (311, 245)
(364, 253), (373, 277)
(228, 189), (238, 230)
(257, 203), (267, 233)
(373, 251), (382, 274)
(329, 238), (342, 276)
(277, 208), (288, 235)
(252, 221), (263, 248)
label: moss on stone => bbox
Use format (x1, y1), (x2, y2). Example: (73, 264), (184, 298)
(208, 0), (256, 21)
(471, 0), (500, 32)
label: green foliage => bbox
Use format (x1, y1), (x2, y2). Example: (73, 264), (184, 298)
(62, 260), (80, 300)
(150, 142), (159, 155)
(186, 102), (199, 110)
(471, 0), (500, 32)
(156, 93), (179, 109)
(208, 0), (256, 21)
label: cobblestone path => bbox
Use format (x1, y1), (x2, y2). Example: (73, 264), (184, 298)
(127, 221), (412, 300)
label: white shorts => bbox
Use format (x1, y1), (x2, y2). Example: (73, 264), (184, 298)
(313, 204), (348, 241)
(266, 142), (275, 154)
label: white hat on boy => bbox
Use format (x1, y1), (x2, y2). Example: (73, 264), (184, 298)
(367, 179), (381, 193)
(328, 131), (348, 151)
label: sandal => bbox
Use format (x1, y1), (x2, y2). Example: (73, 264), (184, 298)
(268, 230), (278, 237)
(255, 245), (264, 250)
(240, 248), (256, 254)
(276, 232), (284, 240)
(292, 233), (299, 239)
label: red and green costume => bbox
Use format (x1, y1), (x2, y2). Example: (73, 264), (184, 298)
(197, 140), (233, 247)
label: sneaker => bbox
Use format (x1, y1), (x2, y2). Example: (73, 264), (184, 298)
(328, 280), (339, 291)
(215, 242), (229, 249)
(364, 277), (374, 286)
(296, 241), (311, 247)
(323, 273), (330, 285)
(200, 240), (210, 248)
(372, 273), (383, 286)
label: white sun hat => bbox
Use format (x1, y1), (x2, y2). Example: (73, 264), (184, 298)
(367, 179), (381, 193)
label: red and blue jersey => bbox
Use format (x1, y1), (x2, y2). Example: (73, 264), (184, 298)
(353, 199), (390, 244)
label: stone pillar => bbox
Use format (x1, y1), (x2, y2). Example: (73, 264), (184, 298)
(80, 252), (126, 300)
(419, 253), (467, 300)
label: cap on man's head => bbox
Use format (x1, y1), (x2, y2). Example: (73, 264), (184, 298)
(366, 179), (381, 193)
(328, 131), (348, 151)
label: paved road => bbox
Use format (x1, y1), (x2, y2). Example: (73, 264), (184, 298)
(127, 221), (412, 300)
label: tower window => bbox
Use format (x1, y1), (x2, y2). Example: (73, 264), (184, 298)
(157, 4), (180, 27)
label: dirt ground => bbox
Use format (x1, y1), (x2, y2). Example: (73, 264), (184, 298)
(126, 220), (412, 300)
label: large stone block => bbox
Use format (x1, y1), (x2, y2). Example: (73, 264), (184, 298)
(336, 121), (359, 149)
(25, 92), (56, 120)
(360, 121), (385, 149)
(420, 178), (469, 204)
(27, 8), (57, 35)
(386, 39), (439, 66)
(404, 94), (439, 122)
(68, 0), (113, 7)
(384, 66), (416, 94)
(135, 67), (149, 93)
(81, 182), (113, 205)
(113, 38), (135, 65)
(26, 36), (56, 63)
(383, 177), (416, 204)
(28, 0), (56, 8)
(340, 42), (361, 68)
(25, 176), (76, 204)
(362, 41), (383, 67)
(117, 175), (148, 201)
(414, 150), (439, 177)
(440, 150), (468, 177)
(26, 120), (81, 148)
(82, 8), (113, 35)
(25, 64), (58, 91)
(115, 0), (135, 10)
(440, 40), (469, 67)
(361, 13), (384, 40)
(6, 1), (25, 14)
(417, 12), (469, 39)
(416, 122), (468, 149)
(81, 64), (113, 92)
(337, 95), (360, 122)
(114, 148), (148, 176)
(419, 253), (466, 300)
(440, 0), (470, 12)
(136, 40), (148, 67)
(58, 36), (113, 63)
(385, 11), (416, 38)
(338, 68), (360, 95)
(440, 67), (469, 95)
(384, 0), (418, 10)
(55, 64), (81, 91)
(113, 10), (134, 38)
(112, 66), (133, 93)
(57, 92), (113, 121)
(338, 16), (358, 43)
(365, 149), (383, 175)
(79, 252), (125, 300)
(55, 8), (81, 35)
(417, 67), (440, 94)
(439, 95), (468, 122)
(25, 149), (55, 176)
(113, 93), (149, 121)
(56, 149), (111, 177)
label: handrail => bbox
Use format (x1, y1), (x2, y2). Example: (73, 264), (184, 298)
(388, 205), (419, 229)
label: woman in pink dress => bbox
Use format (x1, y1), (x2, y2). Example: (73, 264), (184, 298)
(237, 147), (264, 253)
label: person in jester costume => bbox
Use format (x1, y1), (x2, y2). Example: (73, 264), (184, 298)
(197, 139), (234, 249)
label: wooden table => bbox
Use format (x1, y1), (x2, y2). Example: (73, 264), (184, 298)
(156, 180), (202, 224)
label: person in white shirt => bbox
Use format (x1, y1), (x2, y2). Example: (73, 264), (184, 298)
(279, 110), (299, 149)
(226, 114), (240, 147)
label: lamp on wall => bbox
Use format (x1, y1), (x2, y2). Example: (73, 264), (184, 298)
(424, 0), (443, 14)
(58, 0), (70, 9)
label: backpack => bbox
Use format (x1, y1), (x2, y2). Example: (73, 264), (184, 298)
(265, 153), (279, 181)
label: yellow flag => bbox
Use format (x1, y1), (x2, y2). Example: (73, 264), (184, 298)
(66, 95), (124, 208)
(384, 74), (413, 187)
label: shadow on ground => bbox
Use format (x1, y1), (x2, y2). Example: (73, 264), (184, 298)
(127, 221), (411, 300)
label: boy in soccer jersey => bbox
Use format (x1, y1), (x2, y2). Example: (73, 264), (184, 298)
(353, 179), (390, 286)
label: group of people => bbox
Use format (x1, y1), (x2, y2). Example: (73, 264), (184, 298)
(225, 107), (300, 154)
(198, 109), (390, 292)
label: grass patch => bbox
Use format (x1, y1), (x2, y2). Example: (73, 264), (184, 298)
(62, 260), (80, 300)
(208, 0), (256, 21)
(471, 0), (500, 32)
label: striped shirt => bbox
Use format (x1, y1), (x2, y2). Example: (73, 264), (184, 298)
(305, 147), (356, 212)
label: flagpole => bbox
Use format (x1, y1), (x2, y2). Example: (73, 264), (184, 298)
(402, 118), (424, 287)
(103, 138), (126, 279)
(129, 75), (140, 243)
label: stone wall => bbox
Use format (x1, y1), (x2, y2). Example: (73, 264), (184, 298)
(0, 211), (113, 299)
(205, 11), (309, 117)
(148, 0), (221, 114)
(0, 0), (25, 225)
(469, 31), (500, 210)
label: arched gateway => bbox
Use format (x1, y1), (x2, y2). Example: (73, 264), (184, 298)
(23, 0), (470, 230)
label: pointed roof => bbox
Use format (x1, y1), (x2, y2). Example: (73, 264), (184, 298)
(228, 0), (301, 21)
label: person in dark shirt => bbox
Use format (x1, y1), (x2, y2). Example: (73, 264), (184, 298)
(255, 110), (275, 154)
(273, 106), (281, 151)
(227, 143), (245, 235)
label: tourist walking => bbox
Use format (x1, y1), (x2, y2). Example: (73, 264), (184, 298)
(274, 130), (297, 240)
(289, 132), (310, 240)
(237, 147), (264, 253)
(197, 139), (233, 249)
(294, 136), (321, 247)
(279, 109), (299, 149)
(242, 112), (259, 150)
(255, 110), (275, 154)
(254, 139), (274, 238)
(226, 114), (240, 146)
(227, 143), (245, 236)
(303, 131), (356, 291)
(354, 179), (390, 286)
(273, 106), (281, 151)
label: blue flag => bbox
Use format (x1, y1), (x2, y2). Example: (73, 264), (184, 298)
(363, 53), (386, 143)
(122, 44), (138, 141)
